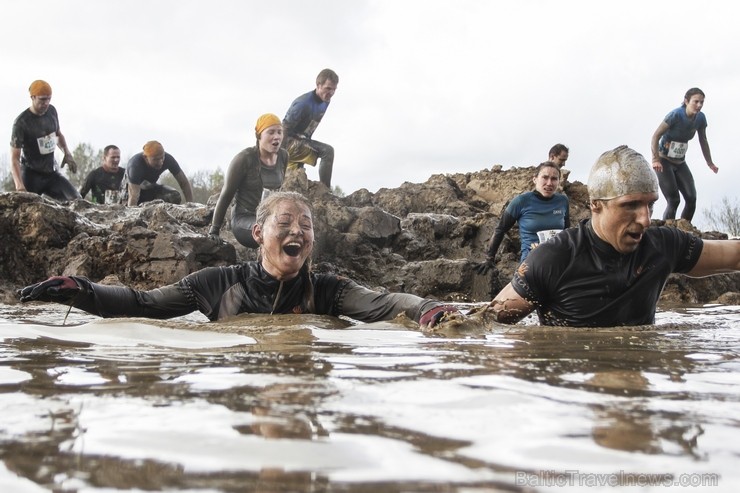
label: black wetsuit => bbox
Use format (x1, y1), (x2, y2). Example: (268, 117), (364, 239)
(63, 262), (439, 323)
(511, 219), (703, 327)
(209, 146), (288, 248)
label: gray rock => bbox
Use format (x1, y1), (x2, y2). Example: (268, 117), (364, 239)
(1, 166), (738, 307)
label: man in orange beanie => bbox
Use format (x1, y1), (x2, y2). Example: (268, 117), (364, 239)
(281, 68), (338, 188)
(123, 140), (193, 206)
(9, 80), (81, 201)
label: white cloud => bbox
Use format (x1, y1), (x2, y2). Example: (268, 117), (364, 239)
(1, 0), (738, 228)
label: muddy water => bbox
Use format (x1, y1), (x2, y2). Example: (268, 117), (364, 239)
(0, 302), (738, 492)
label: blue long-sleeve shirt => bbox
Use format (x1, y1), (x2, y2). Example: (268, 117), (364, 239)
(282, 90), (329, 139)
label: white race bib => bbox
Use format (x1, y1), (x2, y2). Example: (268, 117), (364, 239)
(536, 229), (561, 244)
(667, 141), (688, 160)
(36, 133), (57, 155)
(105, 190), (120, 204)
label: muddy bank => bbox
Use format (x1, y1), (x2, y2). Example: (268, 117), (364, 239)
(1, 165), (737, 306)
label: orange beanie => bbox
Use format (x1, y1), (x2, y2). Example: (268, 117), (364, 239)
(142, 140), (165, 157)
(255, 113), (282, 136)
(29, 80), (52, 96)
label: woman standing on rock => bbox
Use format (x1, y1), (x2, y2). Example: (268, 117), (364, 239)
(650, 87), (719, 222)
(476, 161), (570, 273)
(208, 114), (289, 248)
(19, 192), (460, 328)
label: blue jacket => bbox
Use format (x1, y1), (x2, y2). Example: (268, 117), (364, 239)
(282, 90), (329, 139)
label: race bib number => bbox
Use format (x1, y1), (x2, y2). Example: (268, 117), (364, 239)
(36, 133), (57, 155)
(536, 229), (561, 244)
(304, 120), (320, 136)
(667, 141), (687, 160)
(105, 189), (121, 204)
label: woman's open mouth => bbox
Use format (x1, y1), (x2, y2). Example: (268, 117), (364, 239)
(283, 242), (302, 257)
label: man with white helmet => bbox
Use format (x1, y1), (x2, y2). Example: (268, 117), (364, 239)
(489, 145), (739, 327)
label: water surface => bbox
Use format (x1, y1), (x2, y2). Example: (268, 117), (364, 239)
(0, 302), (738, 492)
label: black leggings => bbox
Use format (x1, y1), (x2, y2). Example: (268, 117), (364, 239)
(21, 167), (81, 202)
(656, 158), (697, 221)
(231, 213), (259, 248)
(137, 184), (182, 205)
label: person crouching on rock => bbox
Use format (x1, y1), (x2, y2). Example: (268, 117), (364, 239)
(19, 191), (460, 329)
(208, 113), (288, 248)
(124, 140), (194, 206)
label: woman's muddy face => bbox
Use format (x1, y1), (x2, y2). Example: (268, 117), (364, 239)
(254, 200), (314, 280)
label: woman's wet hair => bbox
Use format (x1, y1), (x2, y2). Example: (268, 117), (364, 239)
(534, 161), (561, 179)
(254, 191), (315, 312)
(682, 87), (705, 106)
(255, 191), (313, 229)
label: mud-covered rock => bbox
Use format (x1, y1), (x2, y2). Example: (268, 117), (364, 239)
(1, 166), (737, 307)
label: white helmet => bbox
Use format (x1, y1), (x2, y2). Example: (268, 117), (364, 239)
(588, 145), (659, 201)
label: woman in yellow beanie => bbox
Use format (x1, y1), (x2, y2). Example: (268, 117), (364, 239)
(208, 113), (288, 248)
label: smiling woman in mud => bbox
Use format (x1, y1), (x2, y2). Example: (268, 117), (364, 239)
(19, 191), (458, 328)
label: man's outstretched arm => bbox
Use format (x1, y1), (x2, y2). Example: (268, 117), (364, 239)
(489, 282), (535, 324)
(687, 240), (740, 278)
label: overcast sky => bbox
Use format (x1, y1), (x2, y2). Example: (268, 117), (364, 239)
(2, 0), (737, 228)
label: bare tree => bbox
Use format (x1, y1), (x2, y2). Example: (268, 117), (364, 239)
(161, 167), (224, 204)
(67, 143), (104, 189)
(703, 196), (740, 237)
(0, 153), (12, 191)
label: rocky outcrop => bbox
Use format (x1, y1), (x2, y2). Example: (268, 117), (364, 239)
(1, 165), (737, 307)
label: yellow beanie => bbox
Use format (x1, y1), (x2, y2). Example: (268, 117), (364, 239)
(142, 140), (165, 157)
(255, 113), (282, 136)
(29, 80), (52, 96)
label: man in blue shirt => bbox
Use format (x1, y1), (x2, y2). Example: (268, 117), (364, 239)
(282, 69), (338, 188)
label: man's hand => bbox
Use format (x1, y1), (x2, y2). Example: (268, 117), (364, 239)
(473, 257), (496, 275)
(61, 154), (78, 173)
(18, 276), (80, 303)
(419, 305), (461, 328)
